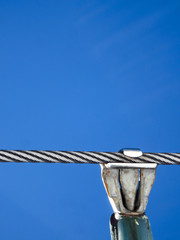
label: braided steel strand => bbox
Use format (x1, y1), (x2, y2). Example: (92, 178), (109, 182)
(0, 150), (179, 164)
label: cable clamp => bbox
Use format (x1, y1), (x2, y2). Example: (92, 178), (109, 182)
(101, 149), (157, 217)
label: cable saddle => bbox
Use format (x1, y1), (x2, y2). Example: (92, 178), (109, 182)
(101, 148), (157, 217)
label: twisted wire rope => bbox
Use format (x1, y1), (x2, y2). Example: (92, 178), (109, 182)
(0, 150), (179, 164)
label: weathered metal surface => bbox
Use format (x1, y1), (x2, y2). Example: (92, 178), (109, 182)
(120, 169), (138, 211)
(110, 214), (153, 240)
(136, 169), (156, 213)
(101, 164), (157, 215)
(101, 167), (124, 213)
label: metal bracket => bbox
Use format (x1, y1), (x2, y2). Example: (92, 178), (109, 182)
(101, 149), (157, 216)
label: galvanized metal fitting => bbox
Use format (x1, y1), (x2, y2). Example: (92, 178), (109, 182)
(101, 149), (157, 216)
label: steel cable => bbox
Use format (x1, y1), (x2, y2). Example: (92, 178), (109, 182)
(0, 150), (179, 164)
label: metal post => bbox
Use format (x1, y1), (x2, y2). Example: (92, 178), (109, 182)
(101, 149), (157, 240)
(110, 214), (153, 240)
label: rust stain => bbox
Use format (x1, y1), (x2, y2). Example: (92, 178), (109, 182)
(104, 181), (110, 196)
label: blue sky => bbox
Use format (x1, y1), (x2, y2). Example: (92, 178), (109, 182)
(0, 0), (180, 239)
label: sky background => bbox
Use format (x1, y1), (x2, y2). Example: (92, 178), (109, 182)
(0, 0), (180, 239)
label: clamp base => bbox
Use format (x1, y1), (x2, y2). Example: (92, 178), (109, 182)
(101, 149), (157, 215)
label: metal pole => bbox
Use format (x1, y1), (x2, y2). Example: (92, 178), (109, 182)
(110, 214), (153, 240)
